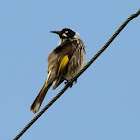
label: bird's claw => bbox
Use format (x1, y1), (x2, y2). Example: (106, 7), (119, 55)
(65, 78), (77, 88)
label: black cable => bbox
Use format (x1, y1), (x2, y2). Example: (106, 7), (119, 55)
(13, 9), (140, 140)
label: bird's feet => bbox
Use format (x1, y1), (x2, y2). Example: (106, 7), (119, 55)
(65, 78), (77, 88)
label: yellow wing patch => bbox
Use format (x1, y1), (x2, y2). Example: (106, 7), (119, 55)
(59, 55), (69, 73)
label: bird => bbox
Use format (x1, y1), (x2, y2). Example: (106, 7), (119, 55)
(30, 28), (86, 114)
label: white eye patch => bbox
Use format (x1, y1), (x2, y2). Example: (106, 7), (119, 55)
(65, 30), (68, 33)
(62, 33), (67, 37)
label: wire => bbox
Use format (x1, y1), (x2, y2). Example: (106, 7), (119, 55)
(13, 9), (140, 140)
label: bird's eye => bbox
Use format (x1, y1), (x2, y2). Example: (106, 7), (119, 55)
(65, 31), (68, 34)
(62, 33), (67, 37)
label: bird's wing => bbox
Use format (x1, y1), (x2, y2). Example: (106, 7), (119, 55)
(48, 40), (77, 89)
(58, 55), (69, 74)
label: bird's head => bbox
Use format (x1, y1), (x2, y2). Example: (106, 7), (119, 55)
(50, 28), (80, 41)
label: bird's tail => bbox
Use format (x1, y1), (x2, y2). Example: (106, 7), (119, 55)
(30, 81), (52, 114)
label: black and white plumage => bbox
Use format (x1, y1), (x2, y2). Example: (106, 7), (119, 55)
(30, 28), (86, 114)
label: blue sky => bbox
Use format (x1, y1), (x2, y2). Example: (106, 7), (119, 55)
(0, 1), (140, 140)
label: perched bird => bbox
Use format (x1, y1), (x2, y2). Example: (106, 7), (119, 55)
(30, 28), (86, 114)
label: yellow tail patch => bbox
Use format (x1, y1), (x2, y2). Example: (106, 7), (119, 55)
(59, 55), (69, 73)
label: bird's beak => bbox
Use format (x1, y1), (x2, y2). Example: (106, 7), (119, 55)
(50, 31), (61, 35)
